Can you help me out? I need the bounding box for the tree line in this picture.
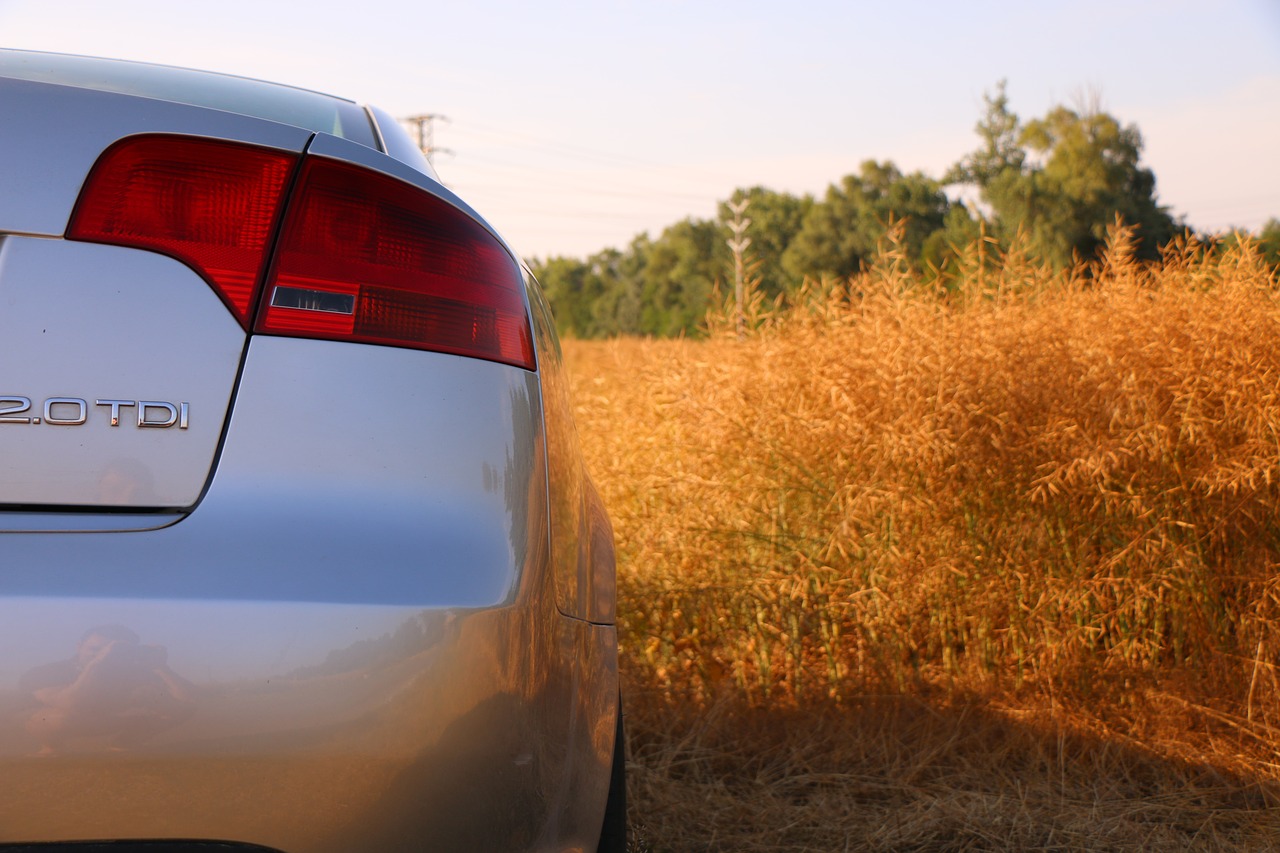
[529,82,1280,339]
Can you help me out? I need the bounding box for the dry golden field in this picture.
[564,226,1280,851]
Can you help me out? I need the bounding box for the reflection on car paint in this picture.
[22,624,196,755]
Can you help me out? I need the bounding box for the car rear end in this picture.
[0,50,618,852]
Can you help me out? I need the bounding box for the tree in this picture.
[636,218,725,336]
[717,187,813,300]
[588,241,648,336]
[536,221,727,338]
[1019,106,1178,264]
[1211,219,1280,270]
[921,203,983,282]
[949,84,1180,267]
[781,160,953,281]
[531,255,601,338]
[1259,218,1280,266]
[945,80,1024,190]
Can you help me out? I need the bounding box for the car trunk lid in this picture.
[0,77,314,512]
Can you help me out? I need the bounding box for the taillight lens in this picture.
[67,135,297,326]
[258,158,535,370]
[67,135,535,371]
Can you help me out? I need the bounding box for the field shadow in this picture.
[622,686,1280,852]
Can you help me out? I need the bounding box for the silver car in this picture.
[0,49,623,852]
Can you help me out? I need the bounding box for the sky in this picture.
[3,0,1278,260]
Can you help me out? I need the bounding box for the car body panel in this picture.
[0,76,313,238]
[0,338,617,849]
[526,271,616,625]
[0,48,619,852]
[0,238,244,509]
[0,603,617,851]
[0,339,542,606]
[0,49,377,149]
[365,104,439,182]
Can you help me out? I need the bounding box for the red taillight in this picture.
[258,158,535,370]
[67,135,297,326]
[67,135,535,371]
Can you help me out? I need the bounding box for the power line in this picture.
[450,175,715,205]
[447,119,754,189]
[454,120,674,171]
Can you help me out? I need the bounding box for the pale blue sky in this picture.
[3,0,1278,258]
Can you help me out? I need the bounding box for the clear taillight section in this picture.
[66,134,535,370]
[67,135,296,326]
[259,158,535,370]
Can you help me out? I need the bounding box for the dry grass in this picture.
[564,223,1280,850]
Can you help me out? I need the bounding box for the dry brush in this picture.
[565,225,1280,850]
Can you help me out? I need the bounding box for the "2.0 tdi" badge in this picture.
[0,397,189,428]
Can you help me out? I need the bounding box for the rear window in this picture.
[0,49,377,149]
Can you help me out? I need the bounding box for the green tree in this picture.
[540,221,726,339]
[1210,219,1280,270]
[945,80,1024,190]
[588,241,648,336]
[781,160,952,281]
[921,203,983,281]
[531,255,601,338]
[1259,218,1280,266]
[950,84,1180,267]
[1020,106,1177,264]
[717,187,813,300]
[636,217,725,336]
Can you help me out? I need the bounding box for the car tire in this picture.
[595,699,628,853]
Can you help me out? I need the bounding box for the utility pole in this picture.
[401,113,453,168]
[726,198,751,340]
